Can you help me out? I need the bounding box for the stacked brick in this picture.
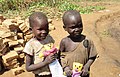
[0,14,55,75]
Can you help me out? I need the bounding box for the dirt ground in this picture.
[0,2,120,77]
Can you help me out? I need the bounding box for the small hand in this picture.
[44,53,56,64]
[64,67,72,76]
[81,66,89,76]
[54,52,58,59]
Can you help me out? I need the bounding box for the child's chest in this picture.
[65,41,84,52]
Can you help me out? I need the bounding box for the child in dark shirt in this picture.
[59,10,97,77]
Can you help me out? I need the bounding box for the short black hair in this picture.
[62,10,82,26]
[29,12,47,28]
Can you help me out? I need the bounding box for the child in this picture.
[23,12,57,77]
[59,10,97,77]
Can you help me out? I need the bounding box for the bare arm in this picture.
[58,38,66,64]
[84,57,96,68]
[58,38,72,76]
[26,53,55,72]
[81,39,97,76]
[81,57,96,76]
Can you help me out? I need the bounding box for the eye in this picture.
[75,65,76,67]
[78,23,83,28]
[37,28,42,31]
[71,26,75,29]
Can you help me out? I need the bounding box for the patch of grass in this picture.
[57,1,80,11]
[0,0,25,13]
[57,1,105,14]
[80,6,105,14]
[70,0,120,2]
[0,0,106,19]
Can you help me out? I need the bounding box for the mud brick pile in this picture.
[0,14,55,75]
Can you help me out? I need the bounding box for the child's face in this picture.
[64,16,83,38]
[32,18,49,41]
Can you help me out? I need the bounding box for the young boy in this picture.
[59,10,97,77]
[23,12,56,77]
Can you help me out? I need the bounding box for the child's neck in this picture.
[69,34,85,42]
[35,37,45,42]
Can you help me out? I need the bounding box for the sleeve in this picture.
[23,42,34,56]
[89,40,97,58]
[49,35,55,43]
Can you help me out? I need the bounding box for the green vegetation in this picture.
[0,0,106,19]
[0,0,25,11]
[57,1,105,14]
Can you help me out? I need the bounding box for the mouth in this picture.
[40,35,47,39]
[37,36,46,41]
[74,32,80,35]
[36,34,47,40]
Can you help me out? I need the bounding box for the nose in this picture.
[75,28,79,32]
[75,27,83,32]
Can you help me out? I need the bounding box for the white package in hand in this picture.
[49,59,66,77]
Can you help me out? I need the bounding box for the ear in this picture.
[29,27,32,31]
[29,27,33,33]
[63,25,67,31]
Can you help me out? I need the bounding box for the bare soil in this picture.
[0,2,120,77]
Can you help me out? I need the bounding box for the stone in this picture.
[8,41,19,47]
[12,67,25,75]
[2,50,18,63]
